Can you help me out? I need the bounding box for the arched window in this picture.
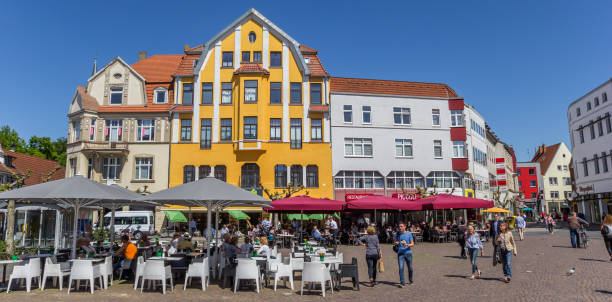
[241,163,260,189]
[214,165,226,181]
[386,171,424,188]
[199,165,211,179]
[306,165,318,188]
[153,87,168,104]
[290,165,303,186]
[274,165,287,188]
[183,165,195,183]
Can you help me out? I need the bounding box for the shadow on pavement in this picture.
[578,258,608,263]
[595,290,612,295]
[551,245,573,248]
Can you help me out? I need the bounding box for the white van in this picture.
[102,211,155,240]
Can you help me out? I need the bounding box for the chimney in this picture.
[138,51,147,61]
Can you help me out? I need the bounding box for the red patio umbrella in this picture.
[346,195,422,211]
[421,194,493,210]
[267,195,345,212]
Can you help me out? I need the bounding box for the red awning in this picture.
[267,195,345,212]
[346,195,422,211]
[421,194,493,210]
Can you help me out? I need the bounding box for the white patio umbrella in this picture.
[0,176,155,258]
[137,177,270,257]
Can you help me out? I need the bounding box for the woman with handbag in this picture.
[359,225,381,287]
[465,225,483,280]
[601,213,612,261]
[496,223,517,283]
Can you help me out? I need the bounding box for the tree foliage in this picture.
[0,125,66,166]
[263,183,309,201]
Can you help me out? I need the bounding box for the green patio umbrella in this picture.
[308,214,325,220]
[228,210,250,220]
[165,210,187,222]
[286,213,309,221]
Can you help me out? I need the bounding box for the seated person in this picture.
[167,233,181,255]
[220,224,230,236]
[312,225,327,245]
[350,223,358,235]
[136,233,150,247]
[225,236,240,260]
[291,219,299,229]
[113,235,137,273]
[177,233,193,251]
[240,237,253,254]
[77,237,96,255]
[256,237,270,257]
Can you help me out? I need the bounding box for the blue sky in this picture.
[1,0,611,161]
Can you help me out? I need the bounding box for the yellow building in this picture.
[168,9,332,199]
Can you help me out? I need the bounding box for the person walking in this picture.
[465,225,483,280]
[328,216,339,245]
[496,223,517,283]
[515,212,526,240]
[394,222,414,288]
[601,213,612,261]
[567,212,589,248]
[359,225,381,287]
[489,214,502,265]
[189,218,197,236]
[546,215,555,234]
[457,220,467,259]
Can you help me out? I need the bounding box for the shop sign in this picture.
[345,193,373,202]
[578,185,594,193]
[392,192,421,201]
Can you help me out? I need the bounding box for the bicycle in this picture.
[579,225,589,248]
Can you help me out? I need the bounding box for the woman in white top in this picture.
[256,236,270,257]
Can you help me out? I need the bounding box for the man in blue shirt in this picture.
[489,214,502,265]
[394,222,414,287]
[515,212,526,241]
[312,225,327,245]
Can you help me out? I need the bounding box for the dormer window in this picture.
[110,87,123,105]
[304,58,310,64]
[248,31,256,43]
[153,87,168,104]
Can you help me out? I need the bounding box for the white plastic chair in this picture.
[99,256,113,289]
[233,260,260,293]
[140,260,173,294]
[301,262,333,297]
[271,257,294,291]
[7,258,41,293]
[208,250,218,279]
[183,258,209,291]
[271,245,278,258]
[41,257,70,291]
[291,254,304,278]
[133,256,145,290]
[67,260,103,294]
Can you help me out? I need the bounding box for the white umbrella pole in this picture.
[215,205,219,240]
[71,204,80,259]
[110,206,116,244]
[206,202,212,258]
[54,210,61,254]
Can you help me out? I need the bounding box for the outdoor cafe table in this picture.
[0,260,23,290]
[69,258,104,263]
[147,256,183,262]
[277,234,294,248]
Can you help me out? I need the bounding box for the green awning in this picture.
[286,213,309,221]
[165,210,187,222]
[228,210,250,220]
[333,213,341,219]
[308,214,325,220]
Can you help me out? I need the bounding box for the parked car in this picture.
[102,211,155,240]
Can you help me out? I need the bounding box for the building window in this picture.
[563,177,572,185]
[603,92,608,102]
[590,123,595,139]
[433,140,442,158]
[219,82,232,104]
[595,97,600,106]
[241,51,250,62]
[248,32,256,43]
[579,128,584,143]
[270,82,281,104]
[310,83,321,104]
[606,116,612,133]
[473,147,486,165]
[598,120,604,136]
[270,118,281,141]
[182,83,193,105]
[362,106,371,124]
[180,119,192,141]
[529,180,536,187]
[395,139,413,157]
[87,157,93,179]
[393,107,411,125]
[452,141,466,158]
[102,157,121,180]
[557,165,562,171]
[72,120,81,142]
[290,82,302,104]
[137,120,155,141]
[290,118,302,149]
[426,171,461,188]
[518,181,522,188]
[602,152,609,173]
[241,163,260,189]
[334,171,384,189]
[201,82,213,104]
[587,102,592,110]
[220,119,232,141]
[104,120,123,142]
[594,154,600,174]
[517,169,521,176]
[243,117,258,140]
[386,171,424,188]
[270,52,282,67]
[110,87,123,105]
[343,105,352,123]
[222,52,233,67]
[199,165,211,179]
[214,165,226,181]
[344,138,373,157]
[274,165,287,188]
[135,158,153,180]
[582,157,588,177]
[200,119,212,149]
[153,88,167,104]
[528,168,535,175]
[244,80,258,102]
[550,191,559,199]
[450,110,464,127]
[576,107,581,116]
[311,119,322,141]
[432,109,440,126]
[549,177,558,185]
[306,165,319,188]
[289,165,304,186]
[89,119,96,141]
[253,51,262,63]
[183,165,195,183]
[69,158,77,177]
[563,165,568,171]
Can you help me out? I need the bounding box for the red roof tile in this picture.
[97,105,174,113]
[131,55,183,83]
[76,86,99,111]
[144,83,175,106]
[234,63,270,75]
[304,54,328,77]
[174,54,200,76]
[531,143,561,175]
[185,44,204,55]
[299,45,318,54]
[171,105,193,113]
[330,77,458,98]
[2,149,65,185]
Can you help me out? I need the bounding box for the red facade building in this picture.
[516,162,542,206]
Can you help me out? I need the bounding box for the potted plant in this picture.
[93,228,110,244]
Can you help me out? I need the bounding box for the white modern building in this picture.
[465,104,491,199]
[567,78,612,222]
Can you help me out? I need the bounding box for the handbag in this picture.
[392,234,399,253]
[378,254,385,272]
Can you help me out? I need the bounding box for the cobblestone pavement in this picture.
[2,228,610,302]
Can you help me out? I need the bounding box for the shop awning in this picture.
[285,213,310,221]
[267,195,345,212]
[308,214,325,220]
[482,207,510,213]
[421,194,494,210]
[345,195,421,211]
[165,210,188,222]
[160,204,263,212]
[228,210,250,220]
